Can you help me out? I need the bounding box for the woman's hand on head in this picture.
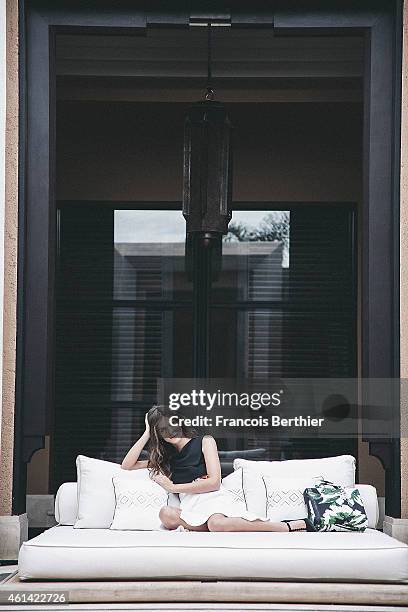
[152,471,175,493]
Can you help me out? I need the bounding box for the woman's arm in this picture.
[121,414,150,470]
[152,435,222,494]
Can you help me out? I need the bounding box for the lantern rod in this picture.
[205,22,215,101]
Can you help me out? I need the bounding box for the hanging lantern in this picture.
[182,24,233,237]
[183,99,233,235]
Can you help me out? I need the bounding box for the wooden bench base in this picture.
[1,573,408,606]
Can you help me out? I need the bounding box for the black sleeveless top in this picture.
[166,436,207,484]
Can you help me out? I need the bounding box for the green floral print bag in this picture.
[303,478,368,532]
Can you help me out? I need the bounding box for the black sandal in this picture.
[282,518,317,532]
[282,519,306,532]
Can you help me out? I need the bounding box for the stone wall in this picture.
[0,0,18,517]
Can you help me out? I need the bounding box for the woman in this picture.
[121,405,315,532]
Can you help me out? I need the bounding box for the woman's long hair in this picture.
[146,405,197,477]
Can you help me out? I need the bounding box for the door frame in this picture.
[13,1,402,516]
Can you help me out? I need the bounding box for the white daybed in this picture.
[17,481,408,584]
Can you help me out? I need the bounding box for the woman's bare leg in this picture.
[159,506,209,532]
[207,513,306,532]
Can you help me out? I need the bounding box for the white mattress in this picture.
[18,526,408,583]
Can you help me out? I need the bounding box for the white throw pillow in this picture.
[109,476,169,530]
[74,454,151,528]
[262,475,321,521]
[234,454,356,487]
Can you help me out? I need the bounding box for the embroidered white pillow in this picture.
[110,476,169,530]
[74,454,152,528]
[262,475,320,521]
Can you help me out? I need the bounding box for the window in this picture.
[53,202,356,489]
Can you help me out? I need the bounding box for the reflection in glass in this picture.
[114,210,188,301]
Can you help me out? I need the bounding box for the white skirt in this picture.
[178,487,269,527]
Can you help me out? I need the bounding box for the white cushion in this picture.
[55,482,78,525]
[110,476,169,530]
[74,454,152,528]
[18,525,408,582]
[234,454,356,487]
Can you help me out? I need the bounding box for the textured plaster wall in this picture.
[0,0,18,516]
[401,2,408,520]
[0,0,6,450]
